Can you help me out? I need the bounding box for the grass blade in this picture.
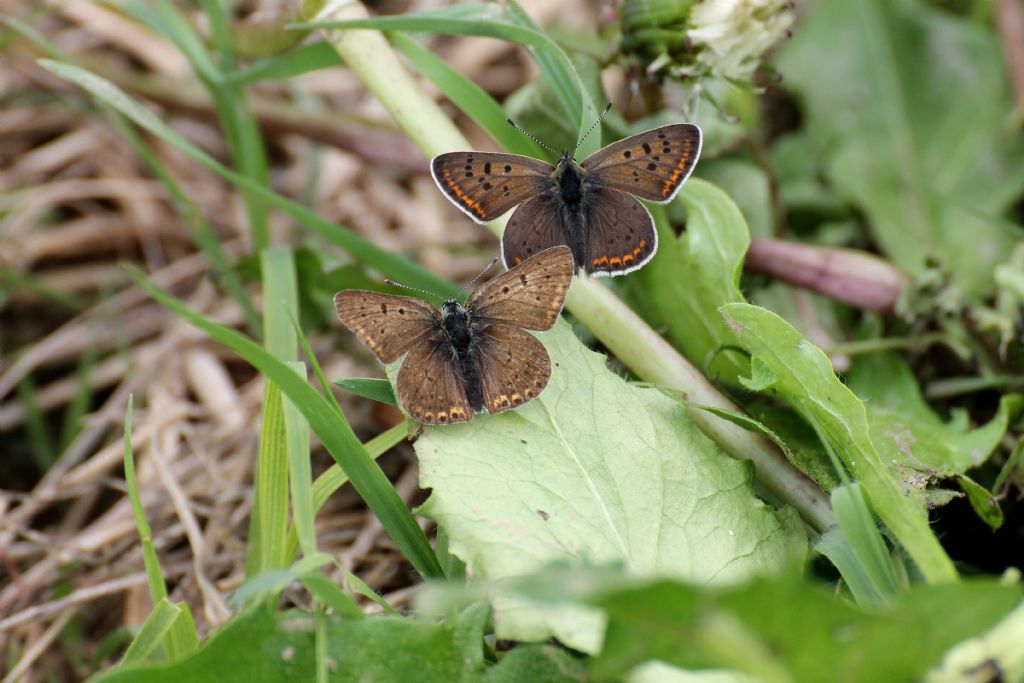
[123,396,167,605]
[284,359,316,559]
[120,598,181,664]
[225,42,343,86]
[389,33,543,157]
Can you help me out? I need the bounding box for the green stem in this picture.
[316,2,833,533]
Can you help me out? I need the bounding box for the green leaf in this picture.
[232,554,334,606]
[847,353,1022,482]
[415,323,807,652]
[126,267,443,579]
[819,483,902,606]
[331,377,397,406]
[720,303,957,583]
[225,42,343,86]
[637,179,751,386]
[697,160,773,238]
[94,602,585,683]
[120,599,183,664]
[955,475,1004,531]
[389,33,543,158]
[777,0,1024,296]
[299,574,364,619]
[590,574,1020,683]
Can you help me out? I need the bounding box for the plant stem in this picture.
[317,1,834,533]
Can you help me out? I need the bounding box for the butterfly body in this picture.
[432,123,702,277]
[439,299,485,412]
[335,246,574,425]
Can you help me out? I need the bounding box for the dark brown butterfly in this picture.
[431,122,702,276]
[335,246,574,425]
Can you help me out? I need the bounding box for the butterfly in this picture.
[431,122,702,276]
[335,245,574,425]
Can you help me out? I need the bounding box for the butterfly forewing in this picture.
[431,152,553,223]
[473,324,552,415]
[583,188,657,276]
[396,338,473,424]
[467,245,573,330]
[582,123,702,203]
[334,291,439,363]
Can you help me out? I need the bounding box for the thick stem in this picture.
[318,1,834,532]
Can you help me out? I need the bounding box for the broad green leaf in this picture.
[847,353,1021,482]
[590,574,1020,683]
[927,600,1024,682]
[696,160,773,238]
[93,603,584,683]
[719,303,957,583]
[415,323,806,652]
[638,178,751,386]
[777,0,1024,296]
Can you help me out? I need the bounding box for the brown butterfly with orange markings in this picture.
[431,117,701,276]
[335,246,574,425]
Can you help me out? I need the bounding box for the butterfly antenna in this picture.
[506,117,557,156]
[461,257,499,291]
[571,101,613,157]
[384,279,445,301]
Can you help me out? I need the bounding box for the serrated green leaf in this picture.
[848,353,1021,520]
[777,0,1024,296]
[720,303,957,583]
[414,323,806,652]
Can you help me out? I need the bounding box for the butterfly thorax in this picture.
[554,154,585,205]
[440,300,484,411]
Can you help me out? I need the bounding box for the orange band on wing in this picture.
[442,169,487,218]
[660,142,695,198]
[591,239,648,270]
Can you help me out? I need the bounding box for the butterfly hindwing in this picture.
[467,245,573,330]
[500,196,575,271]
[396,338,473,424]
[472,324,552,415]
[431,152,553,223]
[582,123,702,203]
[334,291,439,363]
[584,188,657,276]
